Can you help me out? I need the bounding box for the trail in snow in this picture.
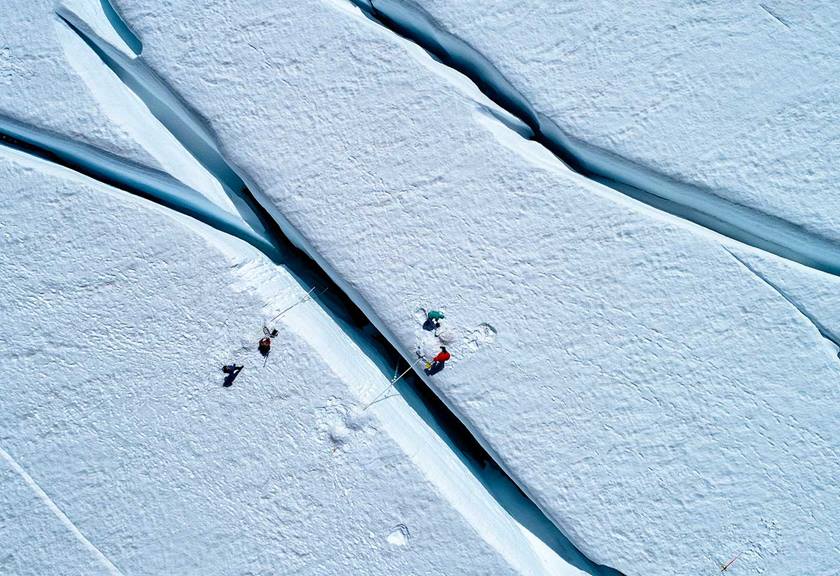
[347,0,840,278]
[0,7,624,575]
[0,446,124,576]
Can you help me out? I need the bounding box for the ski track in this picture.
[346,0,840,279]
[0,446,124,576]
[0,6,625,575]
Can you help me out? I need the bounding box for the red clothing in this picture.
[432,351,451,363]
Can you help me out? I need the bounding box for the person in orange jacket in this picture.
[424,346,450,376]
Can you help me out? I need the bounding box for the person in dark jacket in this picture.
[424,346,450,376]
[222,364,243,387]
[423,310,445,331]
[258,337,271,356]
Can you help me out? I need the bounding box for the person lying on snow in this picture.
[424,346,450,376]
[222,364,243,387]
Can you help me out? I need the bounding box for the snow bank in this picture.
[117,0,840,574]
[1,0,153,166]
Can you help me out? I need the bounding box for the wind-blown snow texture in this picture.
[413,0,840,247]
[115,0,840,574]
[3,0,839,574]
[0,0,151,164]
[1,1,596,573]
[0,156,520,575]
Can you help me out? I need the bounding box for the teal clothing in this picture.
[427,310,445,320]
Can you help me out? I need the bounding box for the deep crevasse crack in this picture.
[99,0,142,55]
[0,6,626,575]
[350,0,840,278]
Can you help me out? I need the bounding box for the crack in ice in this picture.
[0,115,282,262]
[99,0,143,54]
[0,6,624,575]
[347,0,840,279]
[727,250,840,355]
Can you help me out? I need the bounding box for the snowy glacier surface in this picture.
[415,0,840,244]
[0,154,527,575]
[1,0,838,575]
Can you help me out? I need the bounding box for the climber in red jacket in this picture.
[425,346,450,376]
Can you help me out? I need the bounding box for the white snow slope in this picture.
[0,1,609,574]
[0,0,151,166]
[414,0,840,246]
[3,0,839,574]
[110,0,840,575]
[0,147,524,575]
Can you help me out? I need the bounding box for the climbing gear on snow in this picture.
[721,550,746,572]
[363,357,424,410]
[268,286,328,324]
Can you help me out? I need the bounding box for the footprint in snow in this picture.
[387,523,410,546]
[463,323,497,352]
[321,404,374,454]
[413,307,428,325]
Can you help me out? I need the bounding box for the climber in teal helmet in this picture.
[423,309,445,331]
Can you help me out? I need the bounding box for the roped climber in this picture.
[423,309,445,331]
[258,336,272,356]
[424,346,450,376]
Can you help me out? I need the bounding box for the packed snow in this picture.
[1,0,838,575]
